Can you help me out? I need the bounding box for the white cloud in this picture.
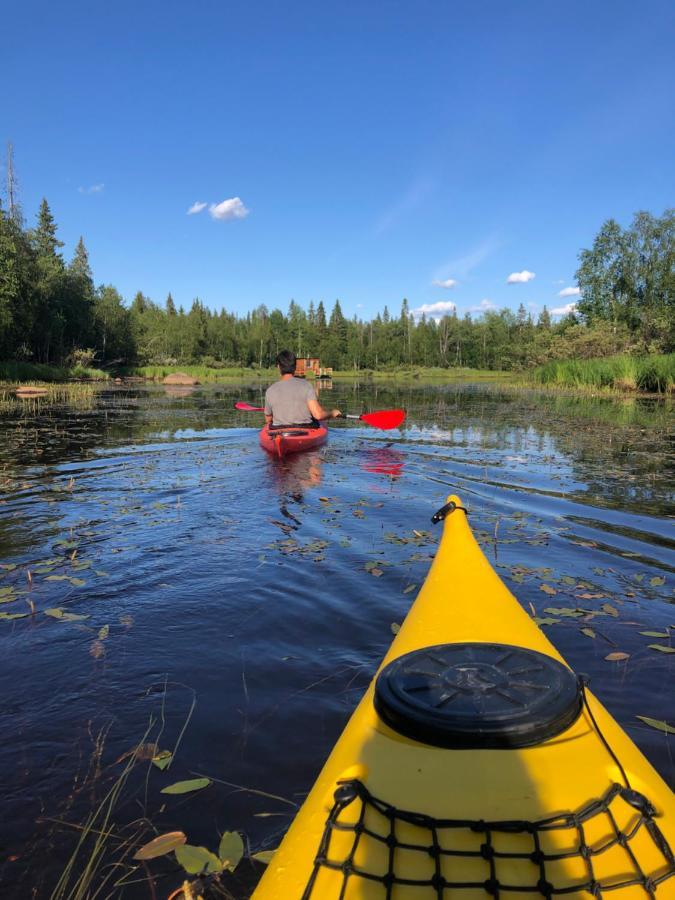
[209,197,250,221]
[78,183,104,194]
[187,201,208,215]
[507,270,536,284]
[432,278,458,289]
[412,300,456,320]
[468,298,496,312]
[558,286,580,298]
[551,302,577,316]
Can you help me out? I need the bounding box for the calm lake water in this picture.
[0,380,673,898]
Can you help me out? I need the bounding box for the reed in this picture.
[533,354,675,394]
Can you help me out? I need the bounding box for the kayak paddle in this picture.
[234,402,264,411]
[340,409,405,430]
[234,402,405,430]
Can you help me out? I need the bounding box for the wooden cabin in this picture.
[294,357,321,377]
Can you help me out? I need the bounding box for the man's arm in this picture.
[307,396,341,421]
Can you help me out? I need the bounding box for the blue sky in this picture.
[5,0,674,320]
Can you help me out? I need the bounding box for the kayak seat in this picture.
[374,643,583,749]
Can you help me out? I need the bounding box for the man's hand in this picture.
[330,408,342,418]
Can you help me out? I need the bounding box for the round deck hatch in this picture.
[374,643,582,749]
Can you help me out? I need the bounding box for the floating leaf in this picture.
[0,564,17,571]
[403,584,417,595]
[639,631,670,638]
[98,624,109,640]
[175,844,222,875]
[648,644,675,654]
[539,584,557,595]
[152,750,173,770]
[133,831,187,860]
[94,570,109,577]
[636,716,675,735]
[561,576,576,585]
[252,849,276,865]
[45,608,89,622]
[45,575,69,582]
[390,622,401,634]
[369,568,383,577]
[69,577,86,587]
[581,628,596,639]
[544,607,583,618]
[577,592,605,600]
[649,576,666,587]
[604,652,630,662]
[0,611,28,621]
[161,777,211,795]
[601,603,619,618]
[218,831,244,871]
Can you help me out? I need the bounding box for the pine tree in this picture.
[33,198,64,259]
[166,293,176,316]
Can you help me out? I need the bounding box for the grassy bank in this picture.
[126,364,510,382]
[0,361,109,383]
[533,354,675,394]
[123,364,276,381]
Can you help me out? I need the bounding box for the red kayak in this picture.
[258,424,328,458]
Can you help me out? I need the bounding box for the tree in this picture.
[31,199,66,361]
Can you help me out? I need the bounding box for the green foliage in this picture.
[534,354,675,394]
[576,209,674,349]
[1,197,671,378]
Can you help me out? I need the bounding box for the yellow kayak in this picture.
[253,496,675,899]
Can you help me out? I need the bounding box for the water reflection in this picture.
[360,444,406,478]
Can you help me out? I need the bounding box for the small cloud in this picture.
[412,300,456,320]
[468,298,496,312]
[551,302,577,316]
[432,278,458,289]
[558,286,580,298]
[78,183,104,194]
[187,201,208,215]
[527,301,538,309]
[507,270,536,284]
[209,197,249,221]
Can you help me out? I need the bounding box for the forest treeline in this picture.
[1,198,672,373]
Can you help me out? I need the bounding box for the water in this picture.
[0,380,673,898]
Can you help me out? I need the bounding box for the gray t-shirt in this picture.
[264,377,317,426]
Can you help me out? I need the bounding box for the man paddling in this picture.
[265,350,341,427]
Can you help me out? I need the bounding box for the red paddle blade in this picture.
[360,409,406,430]
[235,402,264,411]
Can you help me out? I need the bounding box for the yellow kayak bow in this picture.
[253,496,675,899]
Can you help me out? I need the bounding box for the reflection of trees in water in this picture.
[349,382,671,512]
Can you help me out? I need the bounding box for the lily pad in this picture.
[252,849,276,864]
[175,844,222,875]
[601,603,619,618]
[45,608,90,622]
[161,777,211,795]
[648,644,675,654]
[580,627,596,639]
[639,631,670,638]
[649,576,666,587]
[534,617,561,626]
[604,652,630,662]
[539,584,557,595]
[0,611,28,621]
[98,624,109,640]
[218,831,244,871]
[133,831,187,860]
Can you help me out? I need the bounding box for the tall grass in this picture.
[533,354,675,394]
[0,361,108,383]
[125,364,275,381]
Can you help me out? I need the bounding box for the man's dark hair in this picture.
[276,349,296,375]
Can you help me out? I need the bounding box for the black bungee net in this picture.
[300,502,675,898]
